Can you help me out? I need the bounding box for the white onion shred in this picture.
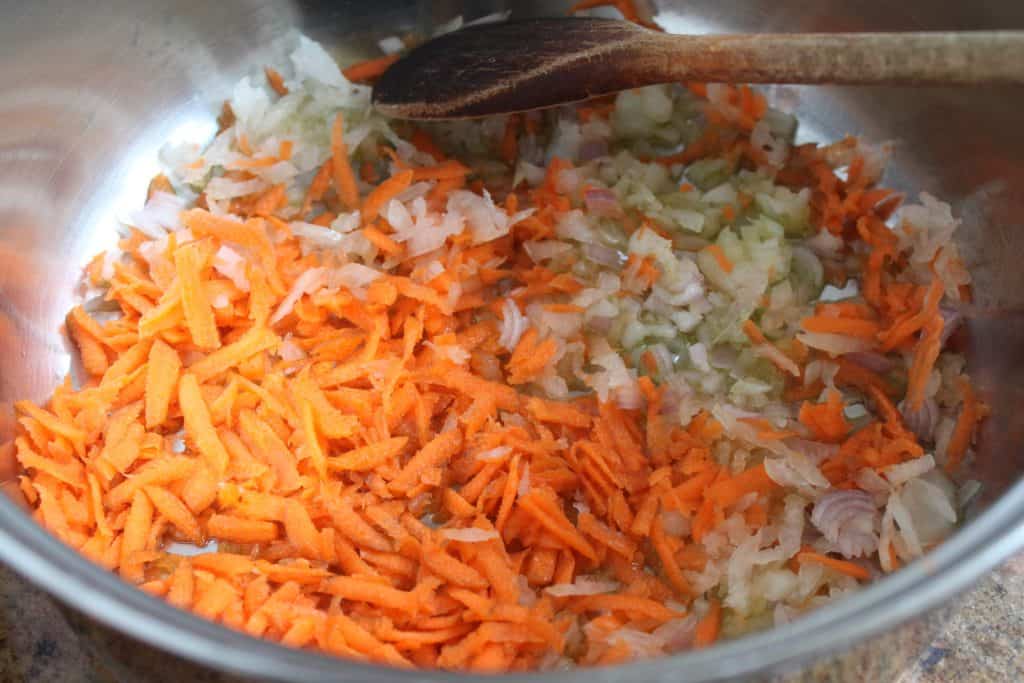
[881,454,935,486]
[291,221,343,248]
[212,245,251,292]
[279,339,306,362]
[441,528,499,543]
[545,576,620,597]
[270,267,327,324]
[499,298,530,352]
[476,446,511,462]
[797,331,873,356]
[753,343,800,377]
[327,263,382,299]
[517,462,531,497]
[129,192,186,237]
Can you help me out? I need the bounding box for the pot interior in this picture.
[0,0,1023,680]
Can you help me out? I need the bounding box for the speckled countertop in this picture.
[0,555,1019,682]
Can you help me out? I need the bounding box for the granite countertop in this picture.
[0,555,1020,682]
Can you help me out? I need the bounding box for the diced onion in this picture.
[546,577,619,597]
[441,528,499,543]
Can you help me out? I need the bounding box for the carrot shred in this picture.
[174,242,221,350]
[802,316,881,339]
[362,170,414,223]
[119,489,153,583]
[67,309,109,377]
[178,374,230,476]
[331,113,360,210]
[945,377,979,473]
[144,486,202,544]
[264,66,288,96]
[328,437,408,472]
[390,430,462,494]
[207,513,279,544]
[342,54,400,83]
[798,390,852,443]
[188,326,279,383]
[796,550,871,580]
[905,314,943,411]
[694,598,721,647]
[144,340,182,429]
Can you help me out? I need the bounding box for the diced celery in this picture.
[685,158,733,190]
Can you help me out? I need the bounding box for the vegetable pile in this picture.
[4,5,985,672]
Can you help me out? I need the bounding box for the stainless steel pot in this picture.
[1,1,1023,681]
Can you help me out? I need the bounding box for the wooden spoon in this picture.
[372,17,1024,119]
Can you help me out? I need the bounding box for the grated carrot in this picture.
[264,66,288,96]
[207,514,279,544]
[174,242,221,350]
[363,225,404,255]
[798,389,852,443]
[694,598,721,647]
[331,113,360,210]
[945,377,979,473]
[144,486,202,544]
[342,54,400,83]
[328,437,408,472]
[362,170,413,223]
[144,340,182,429]
[67,309,109,377]
[188,326,279,383]
[796,550,871,580]
[178,374,230,476]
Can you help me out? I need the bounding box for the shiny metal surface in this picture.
[0,1,1022,681]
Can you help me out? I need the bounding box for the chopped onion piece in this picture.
[546,576,620,597]
[441,528,499,543]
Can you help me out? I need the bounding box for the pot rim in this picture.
[0,477,1021,682]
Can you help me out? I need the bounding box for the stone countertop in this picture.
[0,557,1020,682]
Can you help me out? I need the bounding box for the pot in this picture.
[0,1,1023,680]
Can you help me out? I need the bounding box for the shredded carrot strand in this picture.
[694,598,721,648]
[264,66,288,96]
[796,550,871,580]
[342,54,400,83]
[331,113,360,210]
[362,170,414,222]
[945,378,979,473]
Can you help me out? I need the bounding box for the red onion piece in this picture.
[579,139,610,162]
[581,242,626,267]
[708,344,739,370]
[844,351,895,374]
[810,489,880,559]
[939,305,964,347]
[786,438,840,464]
[652,616,698,652]
[899,397,939,442]
[587,315,614,334]
[583,187,623,218]
[614,382,643,410]
[648,344,675,377]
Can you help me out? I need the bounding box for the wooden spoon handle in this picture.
[644,31,1024,85]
